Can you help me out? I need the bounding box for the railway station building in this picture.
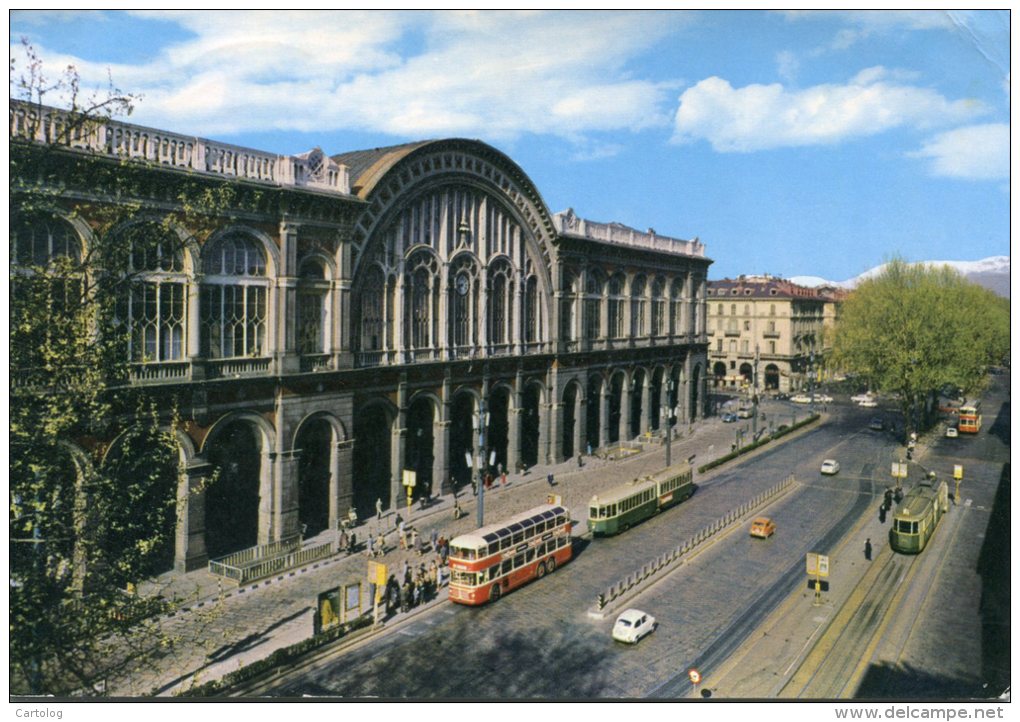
[10,101,712,574]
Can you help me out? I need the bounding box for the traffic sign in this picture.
[806,553,830,577]
[402,469,417,488]
[953,465,964,480]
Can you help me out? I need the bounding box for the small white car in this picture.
[815,394,834,404]
[737,407,753,418]
[612,609,657,644]
[857,398,878,408]
[946,427,959,438]
[790,394,812,404]
[851,393,875,404]
[820,459,840,475]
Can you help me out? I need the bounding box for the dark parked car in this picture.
[868,417,884,431]
[721,412,738,423]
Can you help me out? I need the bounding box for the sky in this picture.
[9,9,1011,281]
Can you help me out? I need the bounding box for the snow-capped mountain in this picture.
[790,256,1010,298]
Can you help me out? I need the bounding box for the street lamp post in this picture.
[752,344,760,440]
[474,398,489,528]
[808,350,816,416]
[663,379,679,467]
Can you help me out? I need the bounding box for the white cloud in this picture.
[11,10,688,143]
[671,67,989,152]
[908,123,1009,180]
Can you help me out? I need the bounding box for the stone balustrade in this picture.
[9,100,350,195]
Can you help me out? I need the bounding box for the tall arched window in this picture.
[200,232,268,359]
[608,274,625,338]
[359,265,386,351]
[670,277,684,335]
[583,270,603,340]
[404,250,437,350]
[120,223,187,363]
[650,277,666,337]
[297,257,329,356]
[524,275,538,344]
[631,275,647,338]
[449,255,477,351]
[488,260,513,347]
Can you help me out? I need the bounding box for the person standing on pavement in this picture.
[376,497,383,521]
[547,472,555,487]
[430,527,438,552]
[865,538,872,561]
[577,453,583,468]
[376,531,385,556]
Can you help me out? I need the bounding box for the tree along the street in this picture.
[10,43,238,695]
[830,258,1009,438]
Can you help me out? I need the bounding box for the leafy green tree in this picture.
[9,42,233,695]
[831,257,1009,438]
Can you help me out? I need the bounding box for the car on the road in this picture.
[946,427,959,438]
[818,394,834,404]
[851,392,875,404]
[749,517,776,539]
[721,412,737,423]
[857,398,878,408]
[790,394,812,404]
[820,459,840,475]
[612,609,657,644]
[868,417,885,431]
[737,407,753,418]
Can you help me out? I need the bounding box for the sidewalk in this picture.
[116,399,807,697]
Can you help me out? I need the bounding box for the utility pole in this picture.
[752,344,760,439]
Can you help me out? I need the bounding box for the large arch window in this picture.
[608,274,625,338]
[200,232,268,359]
[11,216,83,315]
[449,255,477,350]
[119,223,187,363]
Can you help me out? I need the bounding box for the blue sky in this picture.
[10,10,1010,281]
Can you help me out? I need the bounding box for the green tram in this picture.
[587,462,694,536]
[889,478,950,554]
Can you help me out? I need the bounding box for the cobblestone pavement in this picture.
[113,398,805,696]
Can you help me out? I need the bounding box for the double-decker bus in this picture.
[587,462,694,536]
[958,401,982,434]
[448,502,572,605]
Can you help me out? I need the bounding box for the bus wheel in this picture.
[546,557,556,574]
[536,561,546,578]
[491,584,502,602]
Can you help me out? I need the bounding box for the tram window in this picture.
[500,537,511,550]
[487,542,498,556]
[610,504,617,516]
[501,560,512,575]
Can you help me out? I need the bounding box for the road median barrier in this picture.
[588,475,797,620]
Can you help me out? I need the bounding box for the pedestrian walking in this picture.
[430,527,438,552]
[412,528,422,555]
[339,530,348,552]
[547,472,555,487]
[375,531,386,556]
[399,519,407,549]
[347,531,357,554]
[577,453,583,468]
[864,538,873,561]
[376,497,383,521]
[429,559,438,590]
[366,534,375,557]
[403,558,410,581]
[586,441,592,457]
[453,498,464,519]
[401,582,411,613]
[394,512,403,532]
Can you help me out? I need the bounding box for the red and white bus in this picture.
[958,402,982,434]
[448,503,573,605]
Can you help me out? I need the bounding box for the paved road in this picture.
[255,405,896,698]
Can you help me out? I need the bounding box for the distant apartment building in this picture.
[707,276,846,394]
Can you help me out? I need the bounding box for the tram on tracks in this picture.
[587,462,694,536]
[889,477,950,554]
[448,502,572,605]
